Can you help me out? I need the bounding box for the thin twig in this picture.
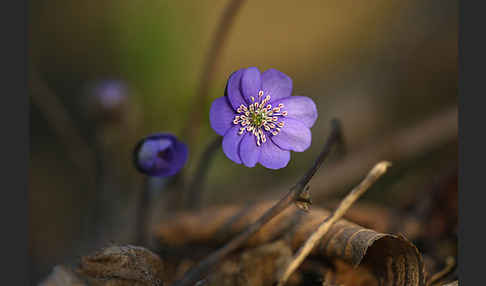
[275,161,392,286]
[182,0,247,144]
[255,107,457,204]
[311,107,457,202]
[427,256,456,286]
[186,136,222,210]
[135,178,151,246]
[171,119,343,286]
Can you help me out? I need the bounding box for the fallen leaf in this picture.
[204,240,295,286]
[153,202,425,286]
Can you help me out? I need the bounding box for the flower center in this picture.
[157,148,172,161]
[251,112,265,127]
[232,90,288,146]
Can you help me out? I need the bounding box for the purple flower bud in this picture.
[133,133,188,177]
[209,67,318,170]
[83,80,131,122]
[92,80,128,110]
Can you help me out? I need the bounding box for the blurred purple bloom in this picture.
[209,67,318,169]
[92,80,128,110]
[133,133,188,177]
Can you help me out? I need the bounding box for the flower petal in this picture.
[272,96,318,128]
[262,69,293,102]
[258,139,290,169]
[222,126,245,164]
[271,118,311,152]
[241,67,262,103]
[210,96,237,136]
[136,139,159,171]
[226,69,246,110]
[170,139,189,174]
[239,133,261,167]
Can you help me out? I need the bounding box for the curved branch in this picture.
[171,119,343,286]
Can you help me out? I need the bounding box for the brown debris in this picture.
[154,202,425,286]
[203,240,294,286]
[77,245,165,286]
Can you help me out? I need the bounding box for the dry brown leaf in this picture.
[153,202,425,286]
[203,240,295,286]
[77,244,165,286]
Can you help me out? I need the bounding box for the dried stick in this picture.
[276,161,392,286]
[171,119,344,286]
[311,107,457,202]
[255,107,457,204]
[182,0,247,144]
[186,136,222,210]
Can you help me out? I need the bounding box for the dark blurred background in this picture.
[29,0,457,284]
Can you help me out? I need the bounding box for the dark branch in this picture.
[296,119,343,189]
[182,0,247,144]
[171,119,344,286]
[186,136,223,210]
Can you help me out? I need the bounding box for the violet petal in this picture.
[239,133,261,167]
[210,96,237,136]
[271,118,312,152]
[258,139,291,169]
[171,139,189,174]
[262,69,293,102]
[222,126,245,164]
[272,96,318,128]
[241,67,262,103]
[226,69,246,110]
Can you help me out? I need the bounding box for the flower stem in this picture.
[182,0,247,145]
[29,67,97,191]
[171,119,344,286]
[135,177,170,245]
[135,177,151,245]
[185,136,222,210]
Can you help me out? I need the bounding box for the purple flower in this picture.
[209,67,318,169]
[133,133,188,177]
[92,80,128,110]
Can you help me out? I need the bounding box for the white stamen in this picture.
[230,92,288,146]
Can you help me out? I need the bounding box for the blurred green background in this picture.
[29,0,457,284]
